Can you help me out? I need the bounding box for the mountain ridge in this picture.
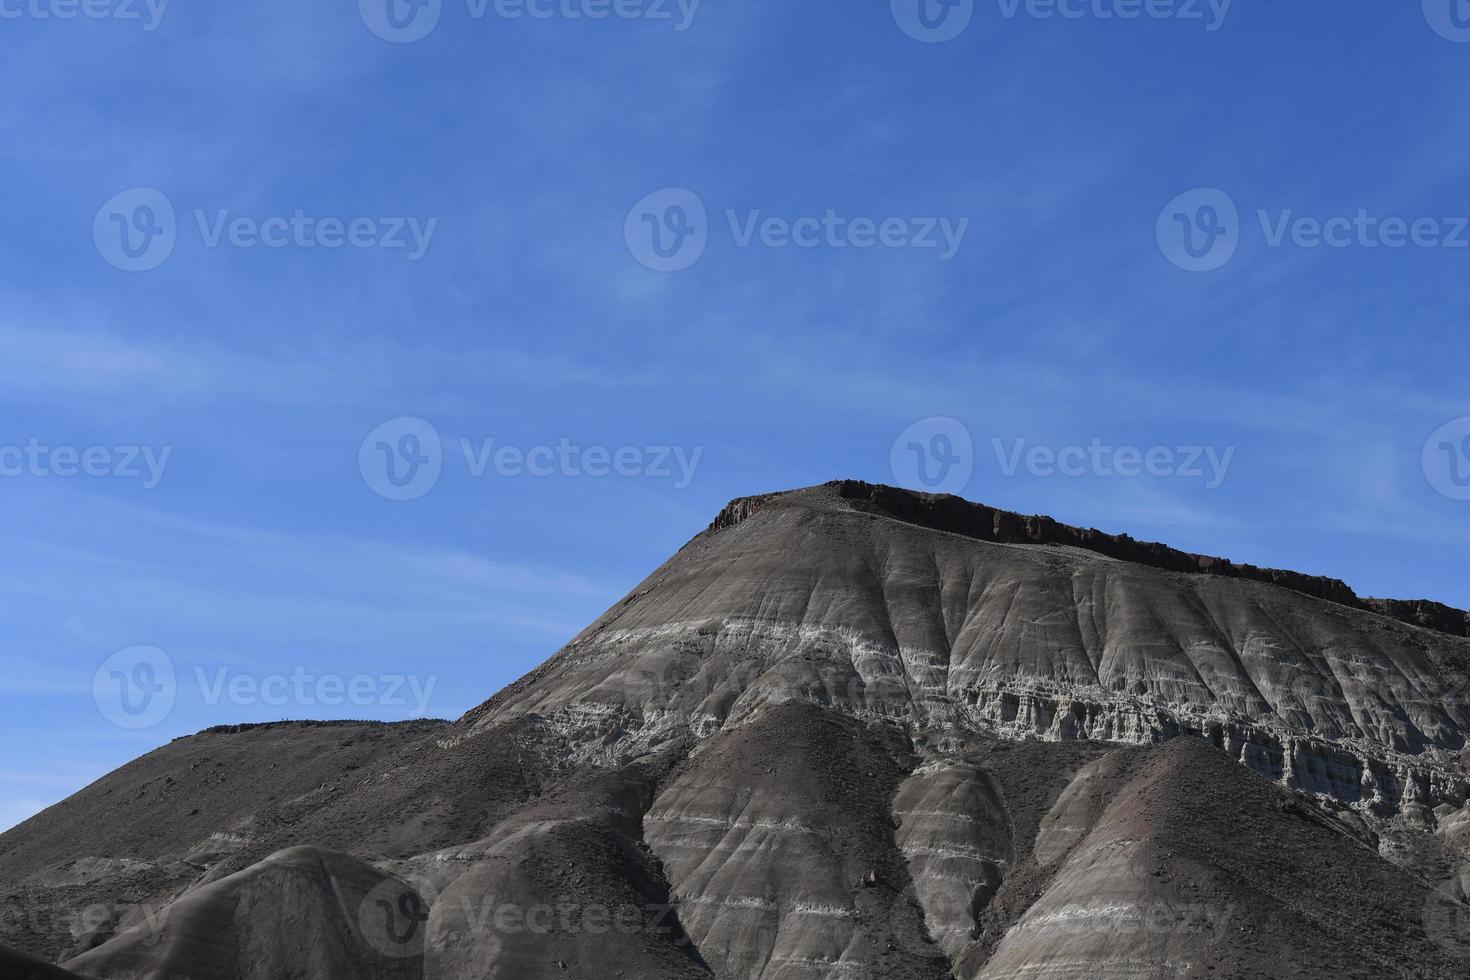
[6,482,1470,978]
[464,479,1470,828]
[710,480,1470,638]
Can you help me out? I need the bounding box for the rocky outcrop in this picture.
[1365,598,1470,640]
[955,685,1470,815]
[709,481,1470,639]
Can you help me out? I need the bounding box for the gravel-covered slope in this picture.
[0,718,548,964]
[0,721,445,963]
[65,846,424,980]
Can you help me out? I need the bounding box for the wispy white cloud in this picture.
[0,318,388,404]
[0,313,674,418]
[15,498,609,617]
[0,487,624,703]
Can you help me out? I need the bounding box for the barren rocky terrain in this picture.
[4,482,1470,978]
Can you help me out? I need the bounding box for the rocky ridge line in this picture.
[710,480,1470,638]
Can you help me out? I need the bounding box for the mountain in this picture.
[3,481,1469,979]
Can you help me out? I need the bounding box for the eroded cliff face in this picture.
[891,763,1011,963]
[642,708,944,979]
[469,483,1470,823]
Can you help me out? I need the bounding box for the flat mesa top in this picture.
[706,480,1470,639]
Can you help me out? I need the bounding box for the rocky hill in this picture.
[3,482,1469,978]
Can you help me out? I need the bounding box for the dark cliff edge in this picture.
[709,480,1470,640]
[165,719,450,743]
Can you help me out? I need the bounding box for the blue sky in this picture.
[2,0,1469,831]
